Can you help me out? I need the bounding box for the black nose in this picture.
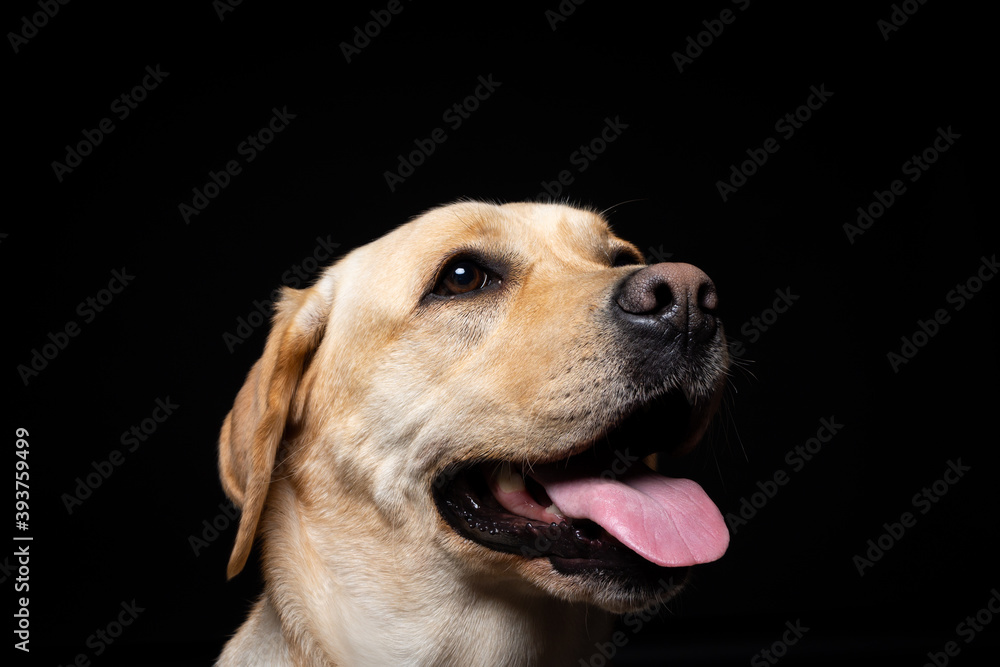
[615,262,719,347]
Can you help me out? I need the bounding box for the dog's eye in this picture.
[433,259,492,296]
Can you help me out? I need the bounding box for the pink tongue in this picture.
[532,465,729,567]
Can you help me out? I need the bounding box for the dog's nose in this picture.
[615,263,719,346]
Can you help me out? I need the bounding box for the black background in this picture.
[6,1,996,665]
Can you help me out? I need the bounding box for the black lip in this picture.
[434,460,687,581]
[431,390,701,577]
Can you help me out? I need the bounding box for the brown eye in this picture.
[434,260,491,296]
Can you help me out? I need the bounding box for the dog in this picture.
[215,201,730,666]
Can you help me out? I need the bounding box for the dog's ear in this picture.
[218,276,335,579]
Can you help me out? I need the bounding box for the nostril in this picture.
[652,282,674,315]
[697,282,718,313]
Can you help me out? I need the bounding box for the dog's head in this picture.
[219,201,729,614]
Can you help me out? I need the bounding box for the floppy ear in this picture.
[218,278,334,579]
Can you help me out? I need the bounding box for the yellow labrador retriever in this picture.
[216,201,729,666]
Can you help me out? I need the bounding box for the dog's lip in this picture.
[434,459,646,569]
[431,389,726,571]
[526,388,708,465]
[526,460,729,567]
[432,388,702,495]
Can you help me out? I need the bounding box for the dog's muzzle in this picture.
[433,261,729,582]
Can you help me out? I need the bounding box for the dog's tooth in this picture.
[495,463,526,493]
[546,503,565,518]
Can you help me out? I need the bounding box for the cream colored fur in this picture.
[216,201,716,666]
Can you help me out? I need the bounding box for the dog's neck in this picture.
[228,584,613,666]
[220,484,614,666]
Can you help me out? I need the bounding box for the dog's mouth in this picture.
[432,390,729,580]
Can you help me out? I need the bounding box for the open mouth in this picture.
[432,390,729,580]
